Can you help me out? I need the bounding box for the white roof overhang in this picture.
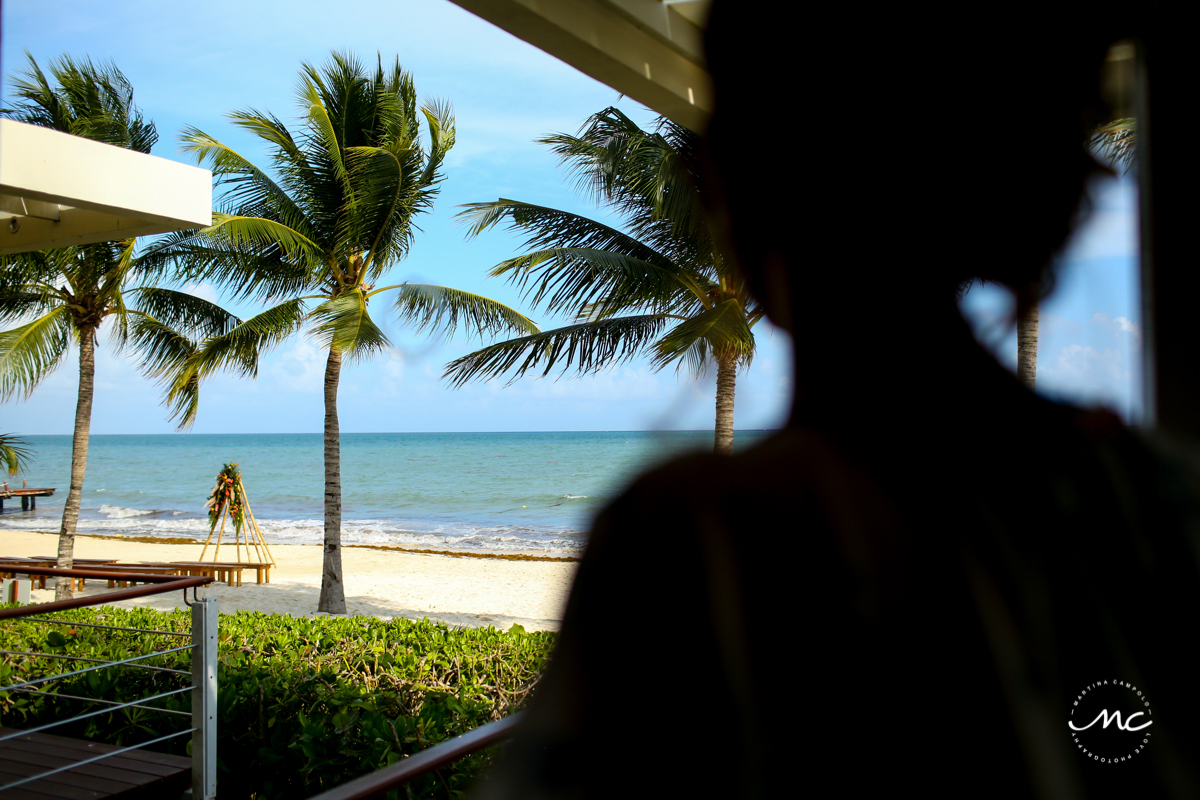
[448,0,712,132]
[0,119,212,256]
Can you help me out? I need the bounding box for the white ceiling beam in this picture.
[447,0,712,132]
[0,119,212,255]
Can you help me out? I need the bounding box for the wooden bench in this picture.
[65,565,185,589]
[29,558,120,591]
[0,558,54,590]
[0,727,190,799]
[139,563,245,588]
[171,561,271,585]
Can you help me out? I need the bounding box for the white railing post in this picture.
[191,596,218,799]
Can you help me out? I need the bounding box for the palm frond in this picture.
[539,106,646,204]
[0,307,72,400]
[391,283,539,341]
[370,56,416,146]
[539,106,709,249]
[95,239,137,302]
[651,298,755,376]
[419,99,455,186]
[2,51,157,152]
[345,143,424,273]
[443,314,669,387]
[451,108,753,407]
[125,312,202,427]
[455,199,707,308]
[226,110,307,167]
[311,290,389,360]
[129,288,241,338]
[0,253,64,322]
[203,213,323,257]
[195,213,325,274]
[298,73,353,198]
[0,250,67,292]
[495,247,708,318]
[0,433,34,476]
[456,201,672,265]
[180,298,308,382]
[135,229,316,301]
[1089,118,1136,173]
[0,288,59,324]
[179,126,317,241]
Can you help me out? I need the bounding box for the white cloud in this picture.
[1053,344,1125,382]
[261,339,325,394]
[1092,312,1141,339]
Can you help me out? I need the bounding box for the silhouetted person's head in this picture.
[703,5,1121,383]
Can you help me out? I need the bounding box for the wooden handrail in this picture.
[0,566,212,620]
[307,713,524,800]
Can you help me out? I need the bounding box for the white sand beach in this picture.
[1,531,578,632]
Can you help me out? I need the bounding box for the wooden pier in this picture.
[0,487,55,512]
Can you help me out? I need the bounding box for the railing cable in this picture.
[0,685,194,742]
[0,727,197,793]
[0,643,194,691]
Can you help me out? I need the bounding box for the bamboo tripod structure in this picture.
[199,478,276,566]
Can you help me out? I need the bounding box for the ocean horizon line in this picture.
[3,430,776,554]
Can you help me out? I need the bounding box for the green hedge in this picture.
[0,605,554,799]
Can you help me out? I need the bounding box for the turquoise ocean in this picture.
[2,432,770,556]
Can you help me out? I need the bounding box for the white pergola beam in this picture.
[448,0,712,132]
[0,119,212,255]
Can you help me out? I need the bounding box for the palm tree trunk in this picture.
[1016,303,1039,390]
[714,354,737,456]
[55,328,96,599]
[318,346,347,614]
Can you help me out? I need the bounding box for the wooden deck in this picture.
[0,488,55,512]
[0,727,190,799]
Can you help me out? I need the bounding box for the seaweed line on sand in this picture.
[6,530,581,562]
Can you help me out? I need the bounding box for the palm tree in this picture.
[1022,120,1136,389]
[446,107,761,455]
[969,119,1136,391]
[159,52,537,613]
[0,54,228,599]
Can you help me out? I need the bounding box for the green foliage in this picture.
[207,463,247,534]
[0,606,553,799]
[3,50,157,152]
[0,433,33,475]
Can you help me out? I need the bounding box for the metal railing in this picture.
[307,712,524,800]
[0,566,216,799]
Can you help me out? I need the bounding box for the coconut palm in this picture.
[446,107,761,455]
[157,52,537,613]
[1021,120,1137,388]
[0,54,230,598]
[965,119,1137,390]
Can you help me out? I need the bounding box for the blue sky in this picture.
[1,0,1139,434]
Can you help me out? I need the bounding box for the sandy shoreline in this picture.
[1,530,578,631]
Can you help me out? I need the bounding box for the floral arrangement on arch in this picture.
[206,462,246,534]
